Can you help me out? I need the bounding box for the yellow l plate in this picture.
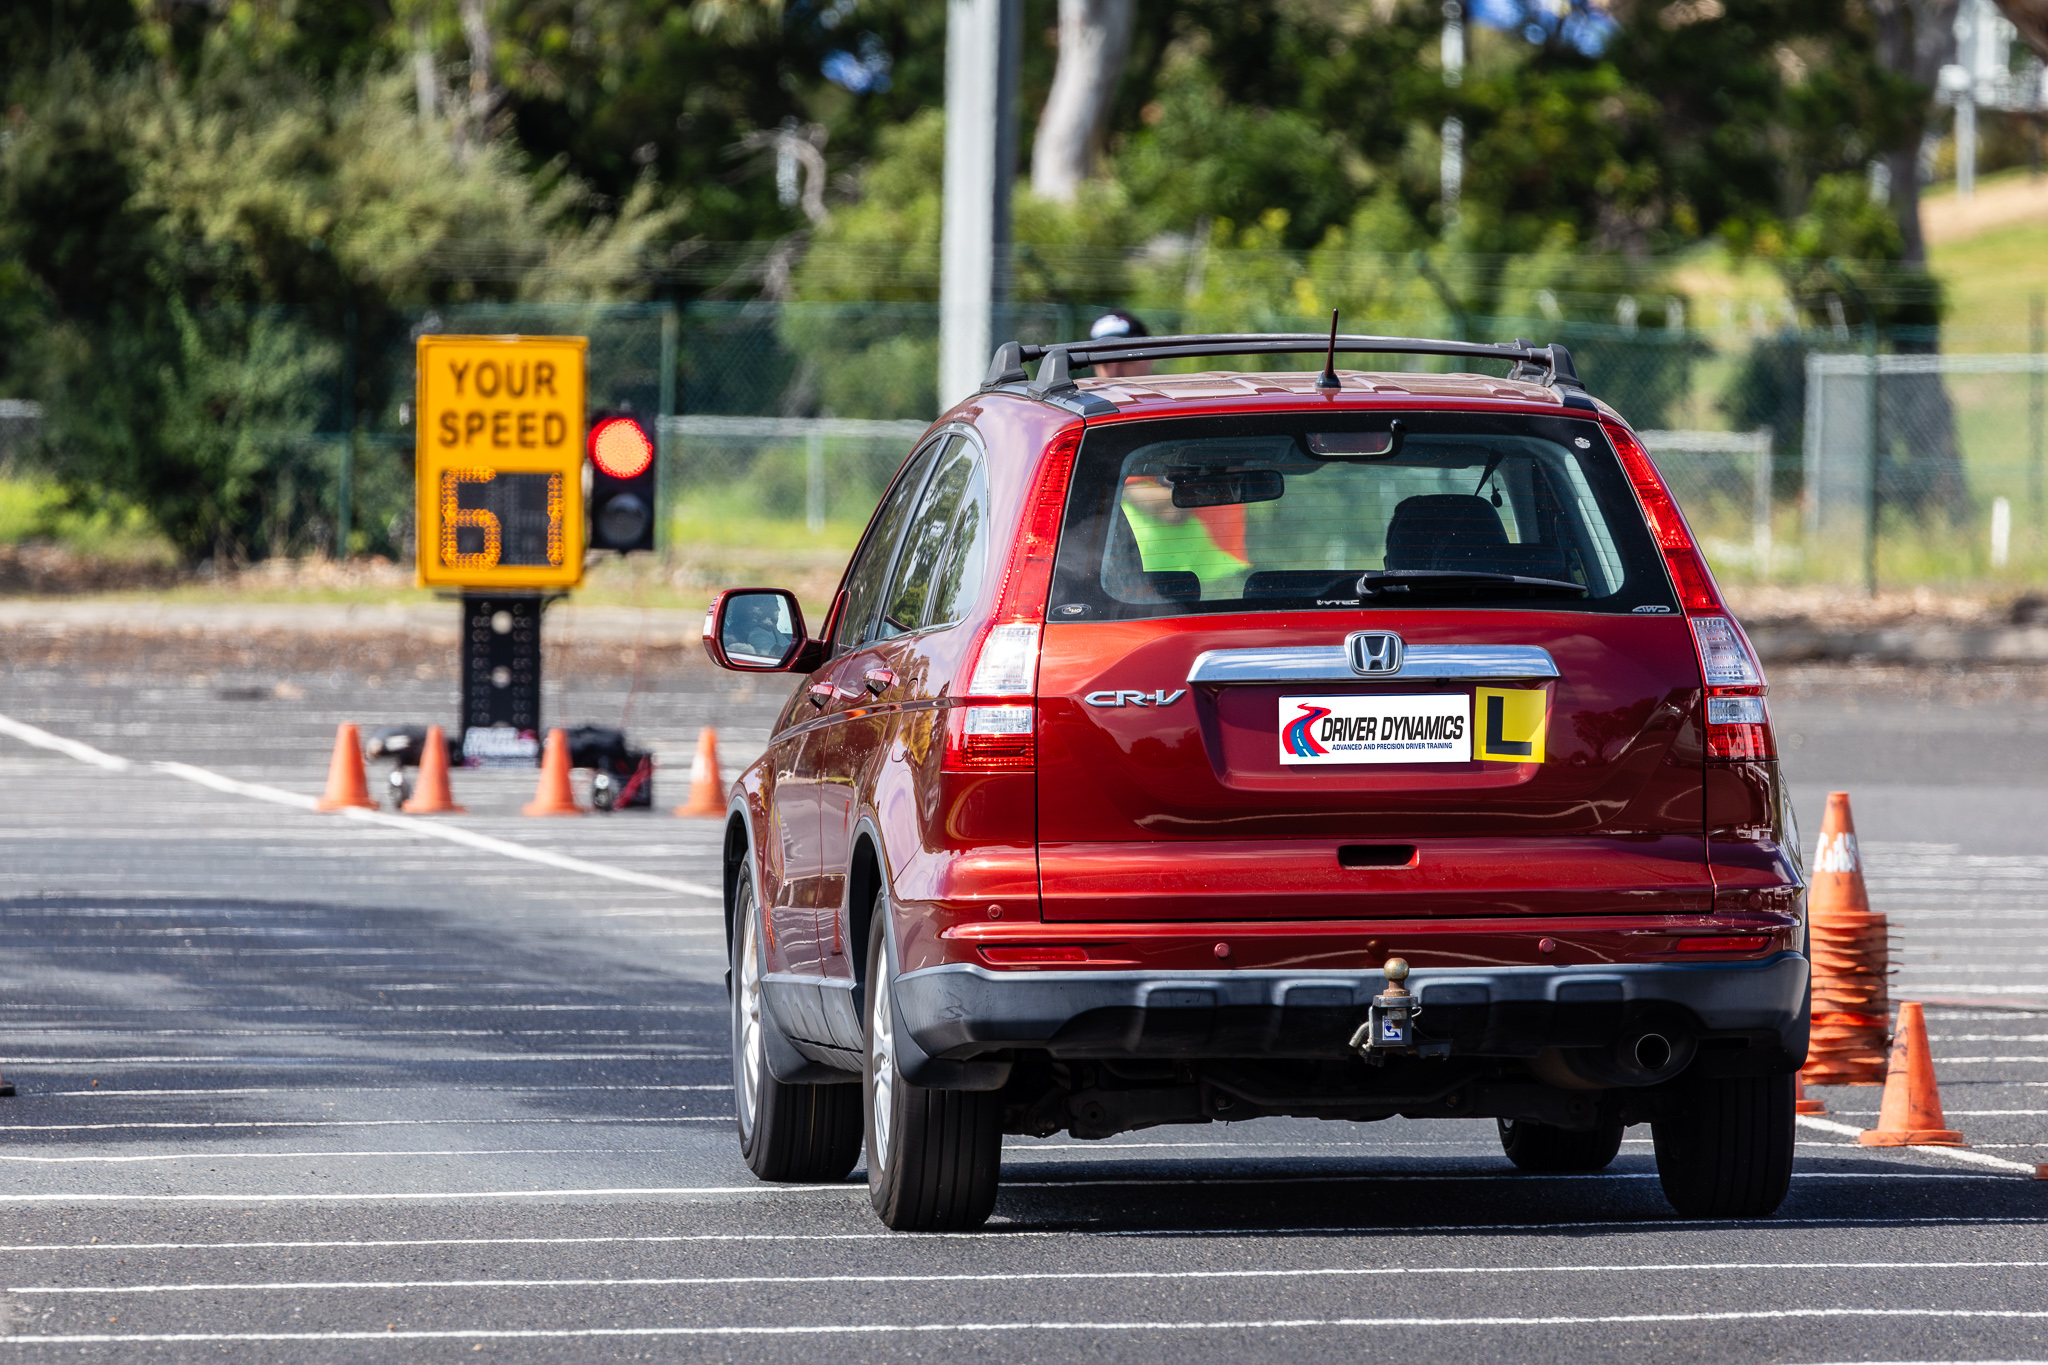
[1474,685,1548,763]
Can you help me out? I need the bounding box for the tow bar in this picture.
[1350,957,1443,1064]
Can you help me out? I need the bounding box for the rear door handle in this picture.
[807,682,839,709]
[863,668,897,697]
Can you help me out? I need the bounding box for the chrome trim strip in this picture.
[1187,643,1560,684]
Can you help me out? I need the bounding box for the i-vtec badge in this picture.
[1347,630,1404,676]
[1084,688,1188,708]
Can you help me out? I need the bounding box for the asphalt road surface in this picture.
[0,646,2042,1362]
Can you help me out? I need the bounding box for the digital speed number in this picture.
[439,468,566,571]
[415,335,588,589]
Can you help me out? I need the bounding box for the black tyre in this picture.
[863,899,1002,1231]
[1498,1117,1625,1172]
[730,869,862,1183]
[1652,1072,1795,1218]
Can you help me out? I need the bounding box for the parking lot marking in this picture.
[0,1116,724,1132]
[2,1214,2041,1255]
[20,1258,2048,1296]
[0,713,720,898]
[1797,1115,2038,1173]
[0,1053,719,1064]
[0,1185,862,1204]
[10,1308,2048,1345]
[0,1145,701,1164]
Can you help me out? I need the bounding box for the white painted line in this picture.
[28,1084,730,1097]
[1002,1169,1994,1188]
[0,713,721,899]
[3,1214,2043,1255]
[0,716,131,771]
[0,1053,717,1064]
[23,1258,2048,1296]
[1797,1116,2038,1174]
[0,1116,726,1133]
[0,1184,859,1204]
[0,1146,697,1165]
[11,1308,2048,1345]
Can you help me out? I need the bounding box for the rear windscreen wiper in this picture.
[1356,569,1589,597]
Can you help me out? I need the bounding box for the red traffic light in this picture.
[588,416,654,480]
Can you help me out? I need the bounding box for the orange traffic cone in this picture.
[1801,791,1892,1087]
[674,727,726,818]
[1857,1002,1965,1147]
[522,728,584,817]
[401,725,465,814]
[315,723,377,811]
[1795,1074,1826,1115]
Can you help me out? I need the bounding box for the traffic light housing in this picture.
[586,414,657,553]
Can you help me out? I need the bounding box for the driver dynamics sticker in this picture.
[1279,694,1470,765]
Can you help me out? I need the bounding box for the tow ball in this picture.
[1349,957,1437,1065]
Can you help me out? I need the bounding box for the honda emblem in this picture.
[1347,630,1404,676]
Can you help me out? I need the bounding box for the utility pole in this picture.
[937,0,1021,411]
[1440,0,1464,230]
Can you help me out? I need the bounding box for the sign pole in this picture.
[414,334,589,767]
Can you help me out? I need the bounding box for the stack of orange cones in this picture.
[1801,792,1892,1086]
[1795,1075,1826,1115]
[674,727,726,818]
[1856,1001,1966,1147]
[401,725,464,814]
[522,728,584,816]
[315,724,377,811]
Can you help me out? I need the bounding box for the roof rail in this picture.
[980,332,1592,416]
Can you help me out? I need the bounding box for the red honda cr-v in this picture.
[704,331,1807,1232]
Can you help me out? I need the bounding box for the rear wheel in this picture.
[730,869,862,1183]
[1497,1117,1624,1172]
[863,900,1002,1231]
[1652,1072,1795,1218]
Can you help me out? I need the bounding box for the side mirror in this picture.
[703,589,827,672]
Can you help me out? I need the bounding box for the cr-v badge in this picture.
[1347,630,1404,676]
[1084,688,1187,707]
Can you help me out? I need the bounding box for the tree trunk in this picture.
[1031,0,1136,203]
[1866,0,1973,523]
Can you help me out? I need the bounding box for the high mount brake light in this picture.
[943,425,1083,773]
[1605,423,1776,763]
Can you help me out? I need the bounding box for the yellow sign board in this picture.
[415,334,588,589]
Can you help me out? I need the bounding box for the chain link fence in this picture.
[7,293,2048,592]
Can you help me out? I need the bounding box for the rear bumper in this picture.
[893,952,1810,1069]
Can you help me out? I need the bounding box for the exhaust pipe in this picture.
[1632,1031,1673,1073]
[1538,1024,1696,1089]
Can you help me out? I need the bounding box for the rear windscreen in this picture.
[1047,412,1677,620]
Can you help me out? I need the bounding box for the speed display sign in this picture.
[414,335,589,589]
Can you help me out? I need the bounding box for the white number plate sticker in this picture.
[1279,694,1471,765]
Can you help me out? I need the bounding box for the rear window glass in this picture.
[1048,412,1676,619]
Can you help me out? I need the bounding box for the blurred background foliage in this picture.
[0,0,2032,566]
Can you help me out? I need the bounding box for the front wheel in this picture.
[863,898,1001,1231]
[1498,1117,1624,1172]
[730,869,861,1183]
[1652,1072,1795,1218]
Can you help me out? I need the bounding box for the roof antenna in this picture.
[1316,309,1342,392]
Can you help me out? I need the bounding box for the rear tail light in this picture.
[943,704,1035,770]
[1605,423,1723,614]
[1606,423,1777,763]
[943,425,1083,773]
[967,623,1040,695]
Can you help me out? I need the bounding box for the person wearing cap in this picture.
[1089,311,1153,379]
